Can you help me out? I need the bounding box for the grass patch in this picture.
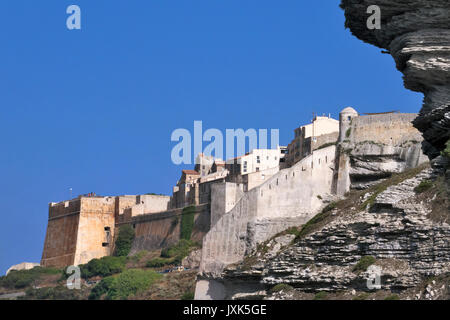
[76,256,127,279]
[130,250,148,263]
[352,256,376,273]
[353,292,370,300]
[295,208,333,240]
[384,294,400,300]
[269,283,293,294]
[414,180,434,193]
[180,206,195,241]
[146,239,199,268]
[114,225,135,257]
[181,291,195,300]
[314,291,328,300]
[89,269,162,300]
[0,267,61,289]
[21,285,86,300]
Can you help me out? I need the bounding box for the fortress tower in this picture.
[339,107,358,142]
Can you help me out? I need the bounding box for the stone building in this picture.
[41,193,170,268]
[286,115,340,166]
[41,106,427,274]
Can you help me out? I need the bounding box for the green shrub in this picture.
[130,250,148,263]
[22,285,83,300]
[181,291,195,300]
[90,269,162,300]
[414,180,434,193]
[79,256,127,279]
[180,206,195,240]
[442,139,450,160]
[0,267,61,289]
[88,276,115,300]
[114,225,135,257]
[346,128,351,138]
[353,292,370,300]
[146,257,173,268]
[147,239,198,268]
[285,227,301,238]
[314,291,328,300]
[384,294,400,300]
[269,283,293,294]
[352,256,376,273]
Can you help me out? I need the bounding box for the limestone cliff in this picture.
[340,0,450,159]
[216,165,450,300]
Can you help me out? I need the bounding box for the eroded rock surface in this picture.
[340,0,450,158]
[222,168,450,298]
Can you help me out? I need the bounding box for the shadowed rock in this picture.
[340,0,450,158]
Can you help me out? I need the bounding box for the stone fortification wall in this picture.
[128,204,210,254]
[350,113,422,146]
[199,146,337,279]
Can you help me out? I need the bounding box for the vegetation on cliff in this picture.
[114,225,135,257]
[89,269,162,300]
[180,206,196,241]
[146,239,199,268]
[0,267,61,290]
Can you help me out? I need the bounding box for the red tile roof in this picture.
[182,170,200,175]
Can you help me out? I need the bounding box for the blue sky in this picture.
[0,1,422,274]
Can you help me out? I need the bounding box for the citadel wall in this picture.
[198,146,337,282]
[41,200,81,267]
[350,113,422,145]
[127,204,210,253]
[73,197,115,266]
[41,194,171,267]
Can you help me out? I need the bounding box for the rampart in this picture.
[125,204,210,253]
[199,146,337,279]
[350,113,422,146]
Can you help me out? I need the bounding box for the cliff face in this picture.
[220,166,450,300]
[340,0,450,158]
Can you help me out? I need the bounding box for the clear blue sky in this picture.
[0,1,422,274]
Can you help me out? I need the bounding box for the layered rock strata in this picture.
[340,0,450,158]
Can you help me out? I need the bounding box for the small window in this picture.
[102,242,109,247]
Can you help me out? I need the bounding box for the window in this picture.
[348,116,351,121]
[256,156,260,164]
[103,227,111,247]
[256,167,260,172]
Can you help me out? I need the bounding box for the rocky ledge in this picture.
[221,166,450,300]
[340,0,450,158]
